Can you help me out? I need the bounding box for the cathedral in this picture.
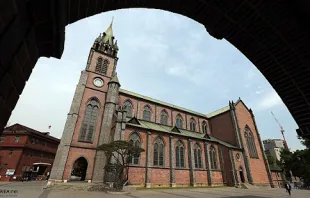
[49,21,274,188]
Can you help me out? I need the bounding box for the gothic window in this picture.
[176,114,183,129]
[245,126,258,158]
[209,145,218,169]
[153,137,164,166]
[95,57,109,75]
[194,143,202,168]
[128,133,141,165]
[175,140,185,168]
[190,117,196,131]
[160,110,168,125]
[143,105,152,121]
[202,121,208,134]
[79,98,100,143]
[123,100,133,117]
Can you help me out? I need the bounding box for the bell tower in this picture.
[49,19,121,183]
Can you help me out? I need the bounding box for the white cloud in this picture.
[255,91,283,111]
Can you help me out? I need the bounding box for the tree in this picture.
[97,140,144,190]
[266,153,276,166]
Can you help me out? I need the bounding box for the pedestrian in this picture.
[285,182,292,196]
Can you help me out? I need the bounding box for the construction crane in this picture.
[271,111,289,150]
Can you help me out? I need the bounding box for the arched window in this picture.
[160,110,168,125]
[245,126,258,158]
[153,137,164,166]
[95,57,109,75]
[175,140,185,168]
[143,105,152,121]
[190,117,196,131]
[123,100,133,117]
[79,98,100,142]
[209,145,218,169]
[194,143,202,168]
[128,133,141,165]
[176,114,183,129]
[202,121,208,134]
[95,57,103,73]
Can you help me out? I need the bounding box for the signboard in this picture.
[5,169,15,176]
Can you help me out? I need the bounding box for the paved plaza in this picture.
[1,181,310,198]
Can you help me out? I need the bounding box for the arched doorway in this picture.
[70,157,88,181]
[239,167,245,183]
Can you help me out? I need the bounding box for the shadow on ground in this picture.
[221,196,266,198]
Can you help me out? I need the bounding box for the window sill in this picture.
[77,140,93,144]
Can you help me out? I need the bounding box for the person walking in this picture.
[285,182,292,196]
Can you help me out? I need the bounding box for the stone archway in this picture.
[70,157,88,181]
[1,1,310,138]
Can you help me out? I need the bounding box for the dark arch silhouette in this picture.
[0,1,310,138]
[71,157,88,181]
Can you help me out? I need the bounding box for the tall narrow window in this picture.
[160,110,168,125]
[128,133,141,165]
[175,140,185,168]
[123,100,133,117]
[176,114,183,129]
[194,143,202,168]
[14,136,19,143]
[95,57,109,75]
[79,98,100,143]
[0,137,4,142]
[245,126,258,158]
[153,137,165,166]
[202,121,208,134]
[190,117,196,131]
[143,105,152,121]
[209,145,218,169]
[95,57,103,73]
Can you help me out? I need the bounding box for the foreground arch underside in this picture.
[0,0,310,138]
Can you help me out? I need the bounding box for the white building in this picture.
[263,139,285,161]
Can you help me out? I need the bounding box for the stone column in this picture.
[145,132,152,188]
[204,142,212,186]
[218,146,226,184]
[136,100,140,119]
[49,71,88,181]
[188,139,196,186]
[229,150,238,186]
[169,136,176,187]
[92,80,120,182]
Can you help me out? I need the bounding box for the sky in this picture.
[8,9,304,150]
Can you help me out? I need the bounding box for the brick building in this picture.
[49,21,274,188]
[0,124,60,181]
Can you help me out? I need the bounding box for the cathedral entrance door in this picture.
[239,167,245,183]
[71,157,88,181]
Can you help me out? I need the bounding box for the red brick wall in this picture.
[212,171,223,184]
[0,148,22,176]
[271,171,284,188]
[175,169,190,185]
[128,167,145,185]
[150,168,170,185]
[209,111,237,146]
[235,102,269,185]
[195,170,208,184]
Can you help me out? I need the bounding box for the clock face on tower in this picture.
[93,78,104,87]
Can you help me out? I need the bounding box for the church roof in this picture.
[126,118,240,149]
[120,89,232,118]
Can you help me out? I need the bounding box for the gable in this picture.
[127,116,141,125]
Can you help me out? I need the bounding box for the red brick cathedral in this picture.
[49,21,274,188]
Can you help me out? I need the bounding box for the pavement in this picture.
[0,181,309,198]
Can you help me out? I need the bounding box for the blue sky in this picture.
[8,9,303,150]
